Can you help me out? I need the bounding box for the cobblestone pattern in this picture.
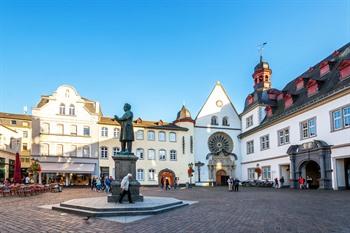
[0,187,349,233]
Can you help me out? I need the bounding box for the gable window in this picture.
[246,115,253,128]
[69,104,75,116]
[137,169,144,181]
[70,125,77,136]
[148,169,155,181]
[222,117,229,126]
[59,103,66,115]
[83,126,90,136]
[300,117,317,139]
[113,128,119,138]
[246,140,254,154]
[260,135,270,151]
[169,132,176,142]
[331,105,350,131]
[211,116,218,125]
[295,78,304,90]
[158,131,166,141]
[278,128,290,146]
[147,131,155,141]
[170,150,177,161]
[148,149,155,160]
[136,148,144,160]
[262,166,271,180]
[159,149,166,160]
[100,146,108,159]
[284,94,293,109]
[248,168,255,180]
[83,146,90,157]
[136,130,144,140]
[101,127,108,137]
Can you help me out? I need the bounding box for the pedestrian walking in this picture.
[298,176,304,190]
[160,176,164,190]
[118,173,134,204]
[274,177,279,189]
[91,177,96,191]
[165,178,170,191]
[104,176,111,193]
[96,178,102,192]
[279,176,285,188]
[174,177,178,190]
[227,177,233,191]
[234,178,240,192]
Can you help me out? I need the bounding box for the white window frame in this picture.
[170,150,177,161]
[101,127,108,137]
[331,105,350,131]
[159,149,166,160]
[147,131,155,141]
[277,128,290,146]
[59,103,65,115]
[83,146,90,157]
[137,169,144,181]
[136,148,144,160]
[70,125,77,136]
[246,140,254,154]
[158,131,166,142]
[136,130,144,140]
[113,147,119,156]
[262,166,271,180]
[300,117,317,140]
[169,132,177,142]
[246,115,253,128]
[148,149,156,160]
[260,135,270,151]
[23,131,28,138]
[248,168,255,180]
[69,104,75,116]
[113,128,119,138]
[148,169,155,181]
[83,126,90,136]
[100,146,108,159]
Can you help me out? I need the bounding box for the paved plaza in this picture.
[0,187,349,233]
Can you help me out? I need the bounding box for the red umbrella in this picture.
[13,152,22,184]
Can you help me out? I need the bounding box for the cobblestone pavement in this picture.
[0,186,349,233]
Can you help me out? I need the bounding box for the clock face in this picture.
[208,132,233,154]
[216,100,223,107]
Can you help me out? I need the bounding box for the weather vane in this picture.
[257,42,267,62]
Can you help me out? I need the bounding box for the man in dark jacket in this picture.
[234,178,240,192]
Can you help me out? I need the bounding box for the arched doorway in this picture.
[300,160,321,189]
[216,170,228,186]
[159,169,175,187]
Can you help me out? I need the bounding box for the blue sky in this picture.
[0,0,349,121]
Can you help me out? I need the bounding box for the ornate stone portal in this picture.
[206,132,237,185]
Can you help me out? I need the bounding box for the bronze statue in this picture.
[114,103,134,154]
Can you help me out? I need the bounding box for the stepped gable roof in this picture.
[0,112,32,121]
[98,116,188,131]
[241,42,350,136]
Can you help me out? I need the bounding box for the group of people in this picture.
[91,176,113,193]
[274,176,285,189]
[298,176,313,189]
[160,176,178,191]
[227,177,240,192]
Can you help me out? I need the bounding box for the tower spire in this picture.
[257,42,267,62]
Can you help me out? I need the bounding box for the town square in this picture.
[0,1,350,233]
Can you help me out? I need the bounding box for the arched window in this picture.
[101,127,108,137]
[56,144,63,156]
[41,123,50,134]
[211,116,218,125]
[41,143,49,156]
[158,131,166,141]
[57,124,64,135]
[83,146,90,157]
[169,132,176,142]
[136,148,144,160]
[69,104,75,116]
[148,169,155,181]
[113,128,119,138]
[148,149,155,160]
[136,130,144,140]
[147,131,155,141]
[222,117,229,126]
[137,169,144,181]
[159,149,166,160]
[59,103,65,115]
[100,146,108,158]
[170,150,177,161]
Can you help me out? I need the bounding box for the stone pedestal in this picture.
[108,153,143,202]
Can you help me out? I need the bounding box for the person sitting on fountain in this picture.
[114,103,135,155]
[118,173,134,204]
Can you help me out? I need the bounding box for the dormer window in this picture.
[339,60,350,80]
[307,79,319,96]
[319,61,330,77]
[265,106,273,117]
[295,77,304,91]
[284,94,293,109]
[247,95,254,105]
[211,116,218,126]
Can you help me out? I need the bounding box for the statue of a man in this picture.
[114,103,134,154]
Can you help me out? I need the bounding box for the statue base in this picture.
[108,153,144,202]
